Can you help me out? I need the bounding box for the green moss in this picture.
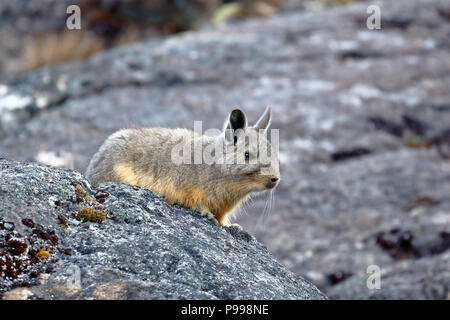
[75,185,90,201]
[76,207,106,223]
[72,180,93,203]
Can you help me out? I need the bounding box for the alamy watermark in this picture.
[170,121,279,176]
[366,265,381,290]
[65,4,381,31]
[66,264,81,290]
[366,5,381,30]
[66,5,81,30]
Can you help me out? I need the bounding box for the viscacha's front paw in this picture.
[227,223,242,230]
[200,210,220,226]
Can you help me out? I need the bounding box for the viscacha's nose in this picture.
[266,176,280,189]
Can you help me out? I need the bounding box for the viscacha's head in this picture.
[217,106,280,194]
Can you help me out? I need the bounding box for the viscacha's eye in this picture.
[245,151,250,160]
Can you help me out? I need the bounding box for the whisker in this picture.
[256,190,271,232]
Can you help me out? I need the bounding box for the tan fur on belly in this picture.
[114,163,138,185]
[114,162,237,225]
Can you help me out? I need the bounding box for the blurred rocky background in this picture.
[0,0,361,80]
[0,0,449,299]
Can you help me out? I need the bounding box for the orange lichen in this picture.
[35,249,50,260]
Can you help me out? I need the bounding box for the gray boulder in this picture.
[1,0,449,299]
[0,158,326,299]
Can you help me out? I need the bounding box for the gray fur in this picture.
[86,107,280,224]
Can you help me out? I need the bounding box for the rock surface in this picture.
[328,251,450,299]
[0,0,449,299]
[0,159,326,299]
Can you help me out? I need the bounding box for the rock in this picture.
[1,0,449,299]
[328,251,450,299]
[0,158,326,299]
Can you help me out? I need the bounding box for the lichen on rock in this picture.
[0,158,326,299]
[0,216,59,298]
[76,207,106,223]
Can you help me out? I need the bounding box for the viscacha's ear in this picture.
[223,108,248,144]
[253,105,272,132]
